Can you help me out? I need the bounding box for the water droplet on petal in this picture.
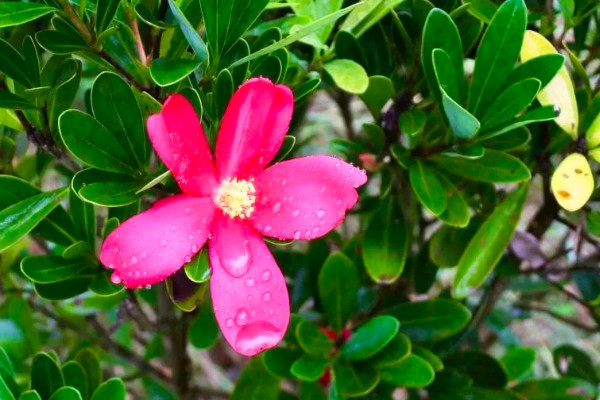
[269,308,274,315]
[261,270,271,282]
[264,225,272,233]
[161,240,168,247]
[317,209,325,218]
[245,277,256,287]
[184,208,190,214]
[218,236,252,277]
[293,231,301,240]
[113,246,119,254]
[110,273,122,284]
[188,234,194,240]
[272,203,282,214]
[235,308,249,326]
[145,285,151,290]
[130,256,138,265]
[234,321,283,356]
[292,209,300,217]
[262,292,272,302]
[226,319,235,328]
[108,263,114,269]
[141,252,147,258]
[191,244,198,252]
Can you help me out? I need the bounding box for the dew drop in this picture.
[141,252,147,258]
[269,308,274,315]
[292,209,300,217]
[245,277,256,287]
[226,319,235,328]
[191,244,198,252]
[264,225,272,233]
[188,234,194,240]
[317,209,326,218]
[272,203,282,213]
[250,310,257,317]
[108,263,114,269]
[184,256,191,263]
[145,285,151,290]
[170,225,176,231]
[184,208,191,214]
[261,270,271,282]
[134,270,141,278]
[262,292,272,302]
[219,238,252,277]
[130,256,138,265]
[110,273,122,284]
[235,309,249,326]
[305,230,312,239]
[293,231,301,240]
[113,246,119,254]
[161,240,168,247]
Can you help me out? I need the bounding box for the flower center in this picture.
[214,178,257,219]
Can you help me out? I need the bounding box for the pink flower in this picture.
[99,78,367,356]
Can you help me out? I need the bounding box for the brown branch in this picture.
[515,303,597,333]
[126,10,148,66]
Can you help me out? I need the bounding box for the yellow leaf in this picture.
[586,112,600,149]
[520,30,578,140]
[588,147,600,164]
[551,153,594,212]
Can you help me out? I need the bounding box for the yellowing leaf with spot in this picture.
[520,30,578,139]
[551,153,594,212]
[586,112,600,149]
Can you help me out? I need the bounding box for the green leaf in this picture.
[73,169,143,207]
[59,110,138,174]
[386,299,471,342]
[229,4,359,68]
[0,38,33,87]
[380,355,435,388]
[413,346,443,371]
[0,187,68,252]
[371,332,411,367]
[168,0,209,64]
[363,196,408,283]
[359,76,395,119]
[553,344,598,383]
[340,0,404,37]
[409,161,448,216]
[291,0,343,42]
[35,278,92,300]
[18,391,42,400]
[47,59,82,134]
[95,0,120,33]
[214,68,234,118]
[296,320,334,357]
[0,2,55,28]
[513,377,597,400]
[504,54,565,90]
[75,349,102,395]
[291,356,329,382]
[480,106,557,138]
[437,174,470,228]
[479,127,531,151]
[150,58,201,87]
[464,0,497,23]
[429,221,480,267]
[21,256,91,284]
[61,362,88,400]
[31,353,64,400]
[294,77,321,102]
[433,149,530,183]
[36,30,88,54]
[453,185,528,298]
[91,72,148,167]
[318,252,359,332]
[201,0,269,59]
[264,348,300,380]
[231,357,280,400]
[89,272,124,297]
[0,375,15,400]
[341,316,399,361]
[482,79,541,129]
[422,8,465,107]
[90,378,125,400]
[189,304,219,349]
[334,362,379,397]
[398,110,427,141]
[445,351,508,388]
[323,59,369,94]
[501,347,536,381]
[274,136,296,162]
[48,387,82,400]
[0,91,36,110]
[468,0,527,117]
[0,348,18,400]
[184,250,210,283]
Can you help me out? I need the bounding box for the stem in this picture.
[514,303,597,333]
[126,10,148,65]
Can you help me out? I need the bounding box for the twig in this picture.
[514,303,597,333]
[126,10,148,66]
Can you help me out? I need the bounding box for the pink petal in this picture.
[147,94,217,196]
[249,156,367,240]
[209,214,290,356]
[215,78,293,180]
[100,195,216,288]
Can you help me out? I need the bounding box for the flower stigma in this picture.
[214,178,257,219]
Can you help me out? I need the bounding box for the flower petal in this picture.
[209,214,290,356]
[216,78,293,180]
[100,195,216,288]
[147,94,217,196]
[249,156,367,240]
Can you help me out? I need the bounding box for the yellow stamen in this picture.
[214,178,257,219]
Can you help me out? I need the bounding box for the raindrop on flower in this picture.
[235,309,249,326]
[245,277,256,287]
[261,270,271,282]
[262,292,272,302]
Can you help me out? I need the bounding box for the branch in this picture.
[514,303,597,333]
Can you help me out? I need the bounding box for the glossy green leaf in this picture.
[505,54,565,90]
[453,185,528,298]
[501,347,536,381]
[231,357,280,400]
[323,59,369,94]
[413,346,443,371]
[264,348,300,379]
[18,391,42,400]
[433,149,530,183]
[201,0,269,58]
[422,8,465,106]
[168,0,209,64]
[363,196,408,283]
[59,110,138,174]
[89,272,124,297]
[0,91,36,110]
[95,0,120,33]
[61,362,87,400]
[340,0,404,37]
[90,378,125,400]
[380,355,435,388]
[35,278,92,300]
[445,351,507,388]
[31,353,64,400]
[294,77,321,102]
[290,0,343,42]
[0,38,33,87]
[409,160,448,216]
[318,253,359,332]
[0,187,68,252]
[372,331,411,367]
[360,76,395,119]
[429,221,480,268]
[48,387,82,400]
[73,169,143,207]
[481,106,557,138]
[150,58,201,87]
[0,348,18,399]
[47,59,82,134]
[0,375,15,400]
[291,356,329,381]
[479,127,531,151]
[184,250,210,283]
[334,362,379,397]
[482,79,541,129]
[296,320,334,357]
[75,349,102,395]
[0,2,55,28]
[437,174,470,228]
[341,316,399,361]
[189,303,219,349]
[36,30,88,54]
[386,299,471,342]
[513,377,597,400]
[468,0,527,117]
[553,344,598,383]
[21,256,91,284]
